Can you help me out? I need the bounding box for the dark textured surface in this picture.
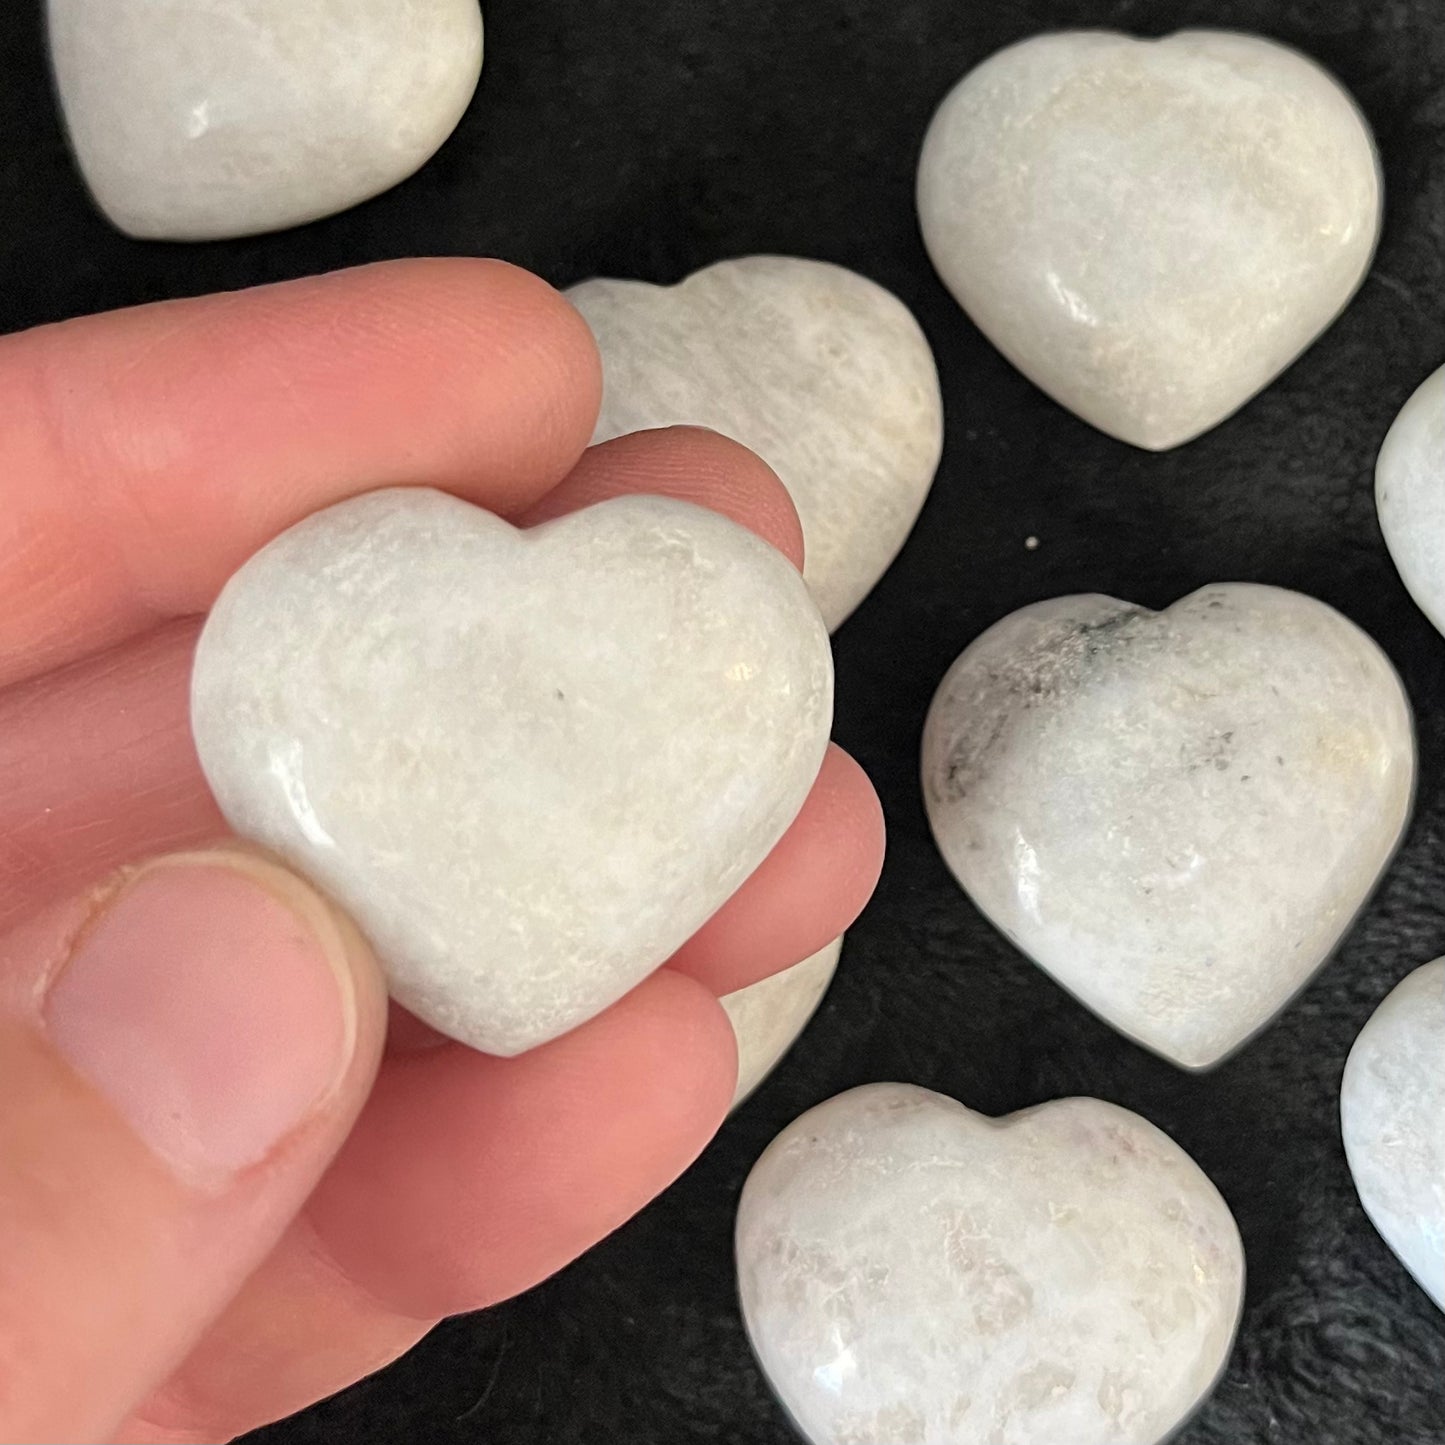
[3,1,1445,1441]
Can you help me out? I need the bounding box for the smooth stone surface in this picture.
[1376,364,1445,637]
[723,937,842,1110]
[917,30,1381,450]
[48,0,483,241]
[922,584,1414,1069]
[192,489,832,1056]
[1341,959,1445,1311]
[568,257,944,630]
[737,1083,1245,1445]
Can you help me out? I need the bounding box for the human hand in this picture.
[0,259,884,1444]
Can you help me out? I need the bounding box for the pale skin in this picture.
[0,259,885,1443]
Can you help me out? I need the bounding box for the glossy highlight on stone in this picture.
[1341,959,1445,1312]
[569,257,945,630]
[921,584,1414,1069]
[1376,363,1445,639]
[737,1083,1244,1445]
[917,30,1381,450]
[723,937,842,1110]
[48,0,484,241]
[191,489,833,1056]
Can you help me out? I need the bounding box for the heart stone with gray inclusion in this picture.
[917,30,1381,450]
[736,1083,1245,1445]
[48,0,484,240]
[569,257,944,631]
[191,489,833,1056]
[1341,959,1445,1312]
[921,584,1414,1069]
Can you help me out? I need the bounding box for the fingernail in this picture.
[45,852,358,1185]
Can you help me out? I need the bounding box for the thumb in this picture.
[0,848,386,1445]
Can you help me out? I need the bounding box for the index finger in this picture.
[0,259,601,688]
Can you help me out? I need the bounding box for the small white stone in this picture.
[917,30,1381,450]
[191,489,833,1056]
[722,937,842,1111]
[736,1083,1244,1445]
[568,257,944,631]
[47,0,484,241]
[1376,364,1445,637]
[1341,959,1445,1311]
[922,584,1414,1069]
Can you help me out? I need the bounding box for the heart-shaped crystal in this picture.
[917,30,1380,449]
[922,584,1414,1068]
[569,257,944,630]
[191,489,833,1055]
[737,1083,1244,1445]
[48,0,483,240]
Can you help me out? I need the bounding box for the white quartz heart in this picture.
[1341,959,1445,1311]
[917,30,1381,450]
[922,584,1414,1069]
[737,1083,1244,1445]
[1376,364,1445,637]
[191,489,832,1056]
[48,0,484,241]
[723,937,842,1111]
[568,257,945,631]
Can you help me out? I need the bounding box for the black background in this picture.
[3,1,1444,1442]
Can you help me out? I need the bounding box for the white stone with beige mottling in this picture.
[569,257,944,630]
[921,584,1414,1069]
[917,30,1381,450]
[736,1083,1244,1445]
[191,489,832,1056]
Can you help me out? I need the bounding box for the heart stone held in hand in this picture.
[191,489,833,1056]
[1341,959,1445,1312]
[568,257,944,631]
[922,585,1414,1069]
[1376,363,1445,638]
[917,30,1381,450]
[47,0,484,240]
[737,1084,1245,1445]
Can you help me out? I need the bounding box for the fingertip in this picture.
[814,745,888,891]
[333,258,605,508]
[0,847,390,1441]
[610,967,739,1129]
[521,425,806,571]
[41,848,387,1186]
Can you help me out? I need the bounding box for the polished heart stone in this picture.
[1341,959,1445,1311]
[917,30,1381,450]
[723,937,842,1111]
[1377,364,1445,638]
[568,257,944,631]
[191,489,832,1056]
[48,0,483,240]
[737,1083,1244,1445]
[922,584,1414,1069]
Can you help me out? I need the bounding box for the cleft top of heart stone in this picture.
[190,489,833,1056]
